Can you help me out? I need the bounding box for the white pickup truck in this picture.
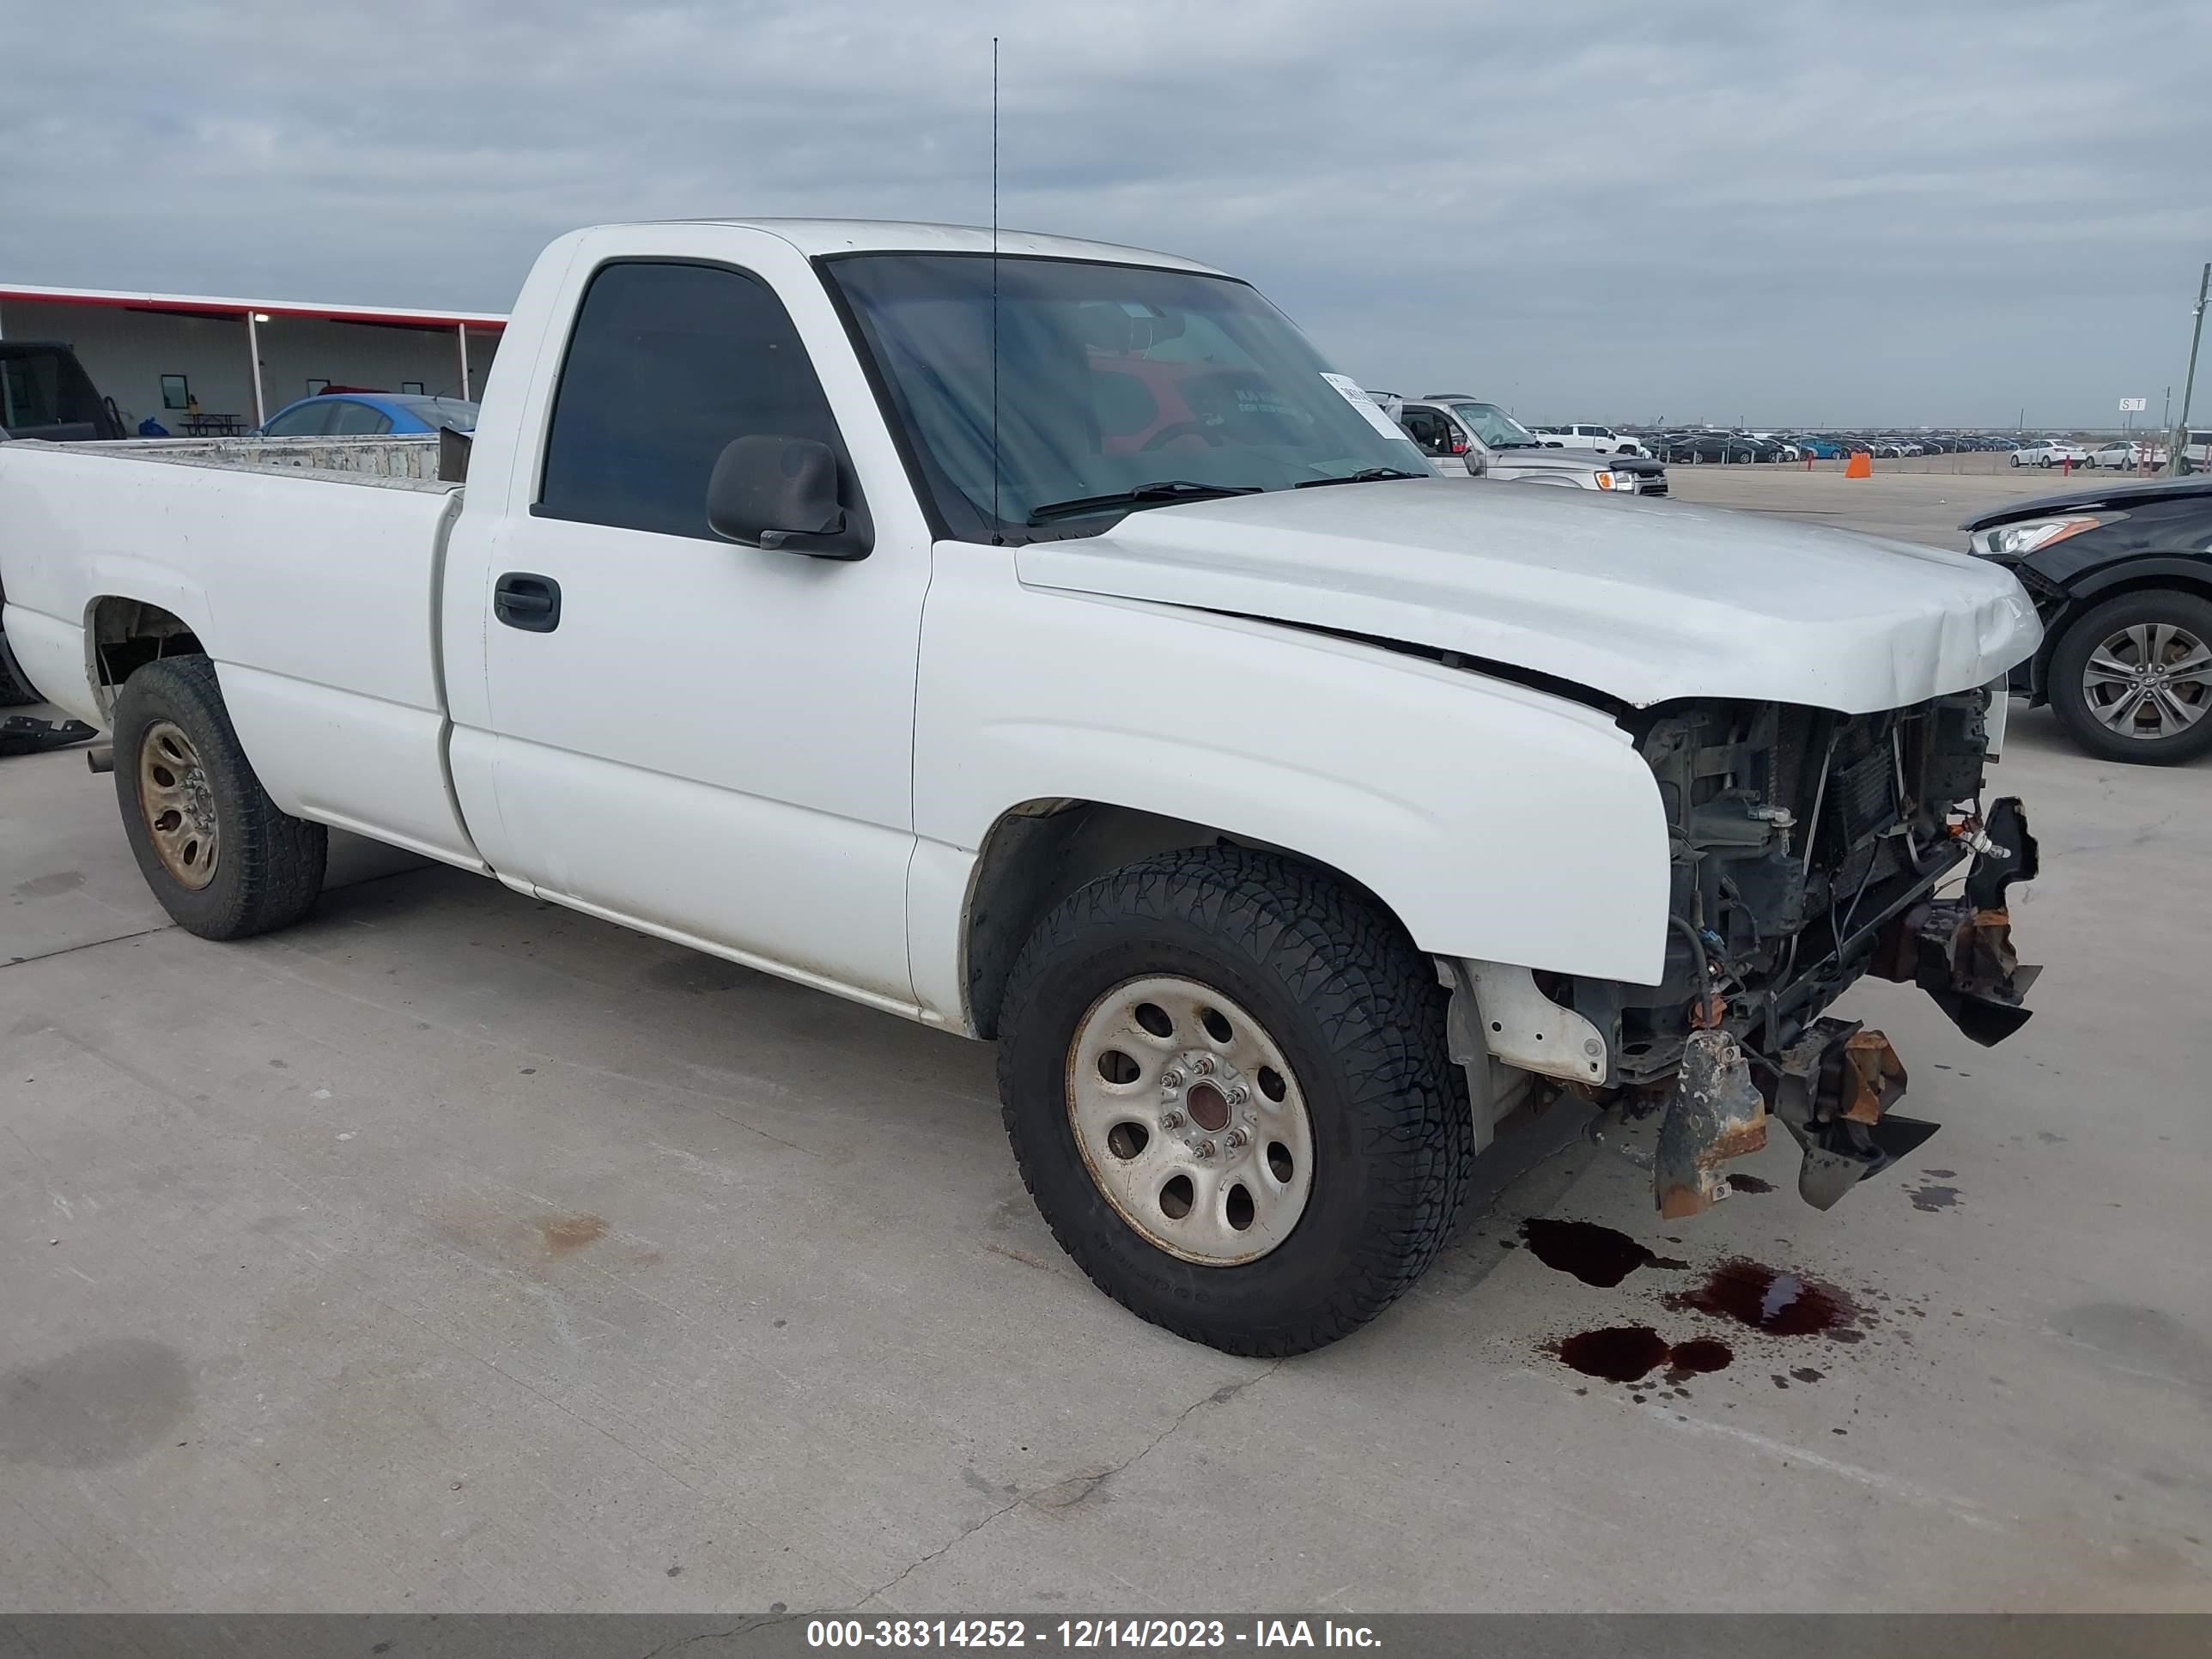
[0,219,2047,1355]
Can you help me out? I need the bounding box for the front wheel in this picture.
[2048,591,2212,765]
[995,846,1473,1356]
[112,655,329,937]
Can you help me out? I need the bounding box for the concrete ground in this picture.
[4,469,2209,1613]
[1662,449,2083,548]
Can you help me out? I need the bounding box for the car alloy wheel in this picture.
[2081,622,2212,742]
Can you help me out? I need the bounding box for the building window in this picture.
[305,379,330,395]
[161,374,191,410]
[401,381,425,395]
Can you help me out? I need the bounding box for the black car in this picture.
[1662,432,1762,464]
[1964,475,2212,764]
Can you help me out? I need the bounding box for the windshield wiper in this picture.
[1026,480,1261,524]
[1294,467,1429,489]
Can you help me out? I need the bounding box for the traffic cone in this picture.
[1844,450,1873,479]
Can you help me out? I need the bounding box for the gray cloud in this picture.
[4,0,2208,425]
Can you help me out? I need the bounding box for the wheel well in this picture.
[87,597,204,714]
[2039,572,2212,692]
[961,800,1405,1040]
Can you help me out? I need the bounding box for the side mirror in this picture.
[706,434,871,560]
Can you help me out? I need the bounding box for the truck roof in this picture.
[611,218,1227,275]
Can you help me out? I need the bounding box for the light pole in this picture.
[2172,262,2209,476]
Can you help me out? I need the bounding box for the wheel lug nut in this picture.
[1162,1067,1184,1089]
[1160,1110,1183,1129]
[1226,1084,1249,1106]
[1194,1139,1217,1159]
[1224,1128,1247,1152]
[1192,1056,1215,1076]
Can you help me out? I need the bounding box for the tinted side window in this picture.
[327,400,392,436]
[538,260,844,539]
[263,401,335,437]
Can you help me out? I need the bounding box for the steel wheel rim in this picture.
[2081,622,2212,741]
[137,720,221,889]
[1066,975,1316,1267]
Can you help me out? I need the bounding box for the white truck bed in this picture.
[0,435,476,867]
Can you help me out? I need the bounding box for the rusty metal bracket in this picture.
[1838,1028,1908,1124]
[1874,897,2042,1048]
[1652,1028,1768,1218]
[1766,1018,1937,1208]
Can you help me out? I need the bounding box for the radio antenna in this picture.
[990,35,1002,542]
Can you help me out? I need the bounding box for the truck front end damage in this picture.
[1463,687,2039,1216]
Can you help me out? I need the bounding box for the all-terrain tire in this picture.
[995,845,1474,1356]
[2047,589,2212,766]
[112,654,328,938]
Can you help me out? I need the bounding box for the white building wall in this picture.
[0,299,502,428]
[256,317,502,409]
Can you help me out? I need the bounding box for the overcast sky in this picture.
[6,0,2209,427]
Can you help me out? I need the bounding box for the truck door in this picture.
[446,238,929,1011]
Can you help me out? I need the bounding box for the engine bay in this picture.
[1560,689,2041,1215]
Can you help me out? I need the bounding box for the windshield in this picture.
[825,253,1429,538]
[1449,402,1541,449]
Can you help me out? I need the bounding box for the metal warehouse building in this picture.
[0,284,507,435]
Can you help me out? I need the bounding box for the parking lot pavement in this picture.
[5,695,2210,1613]
[1662,459,2067,549]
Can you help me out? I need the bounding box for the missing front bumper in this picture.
[1644,799,2040,1216]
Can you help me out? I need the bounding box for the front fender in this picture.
[913,551,1672,994]
[2057,551,2212,604]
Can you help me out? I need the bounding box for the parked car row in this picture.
[1638,428,2032,464]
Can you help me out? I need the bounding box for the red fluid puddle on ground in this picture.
[1553,1328,1735,1385]
[1519,1219,1687,1288]
[1662,1339,1734,1383]
[1665,1258,1861,1338]
[1554,1327,1672,1382]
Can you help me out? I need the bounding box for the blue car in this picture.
[258,391,478,439]
[1790,436,1845,459]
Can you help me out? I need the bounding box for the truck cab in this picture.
[0,342,125,443]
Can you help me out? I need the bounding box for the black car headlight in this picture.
[1968,514,2114,560]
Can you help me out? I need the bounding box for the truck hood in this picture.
[1015,480,2040,713]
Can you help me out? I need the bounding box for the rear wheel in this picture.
[2049,591,2212,765]
[995,845,1473,1356]
[113,655,328,937]
[0,635,39,707]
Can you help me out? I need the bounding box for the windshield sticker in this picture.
[1321,373,1409,441]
